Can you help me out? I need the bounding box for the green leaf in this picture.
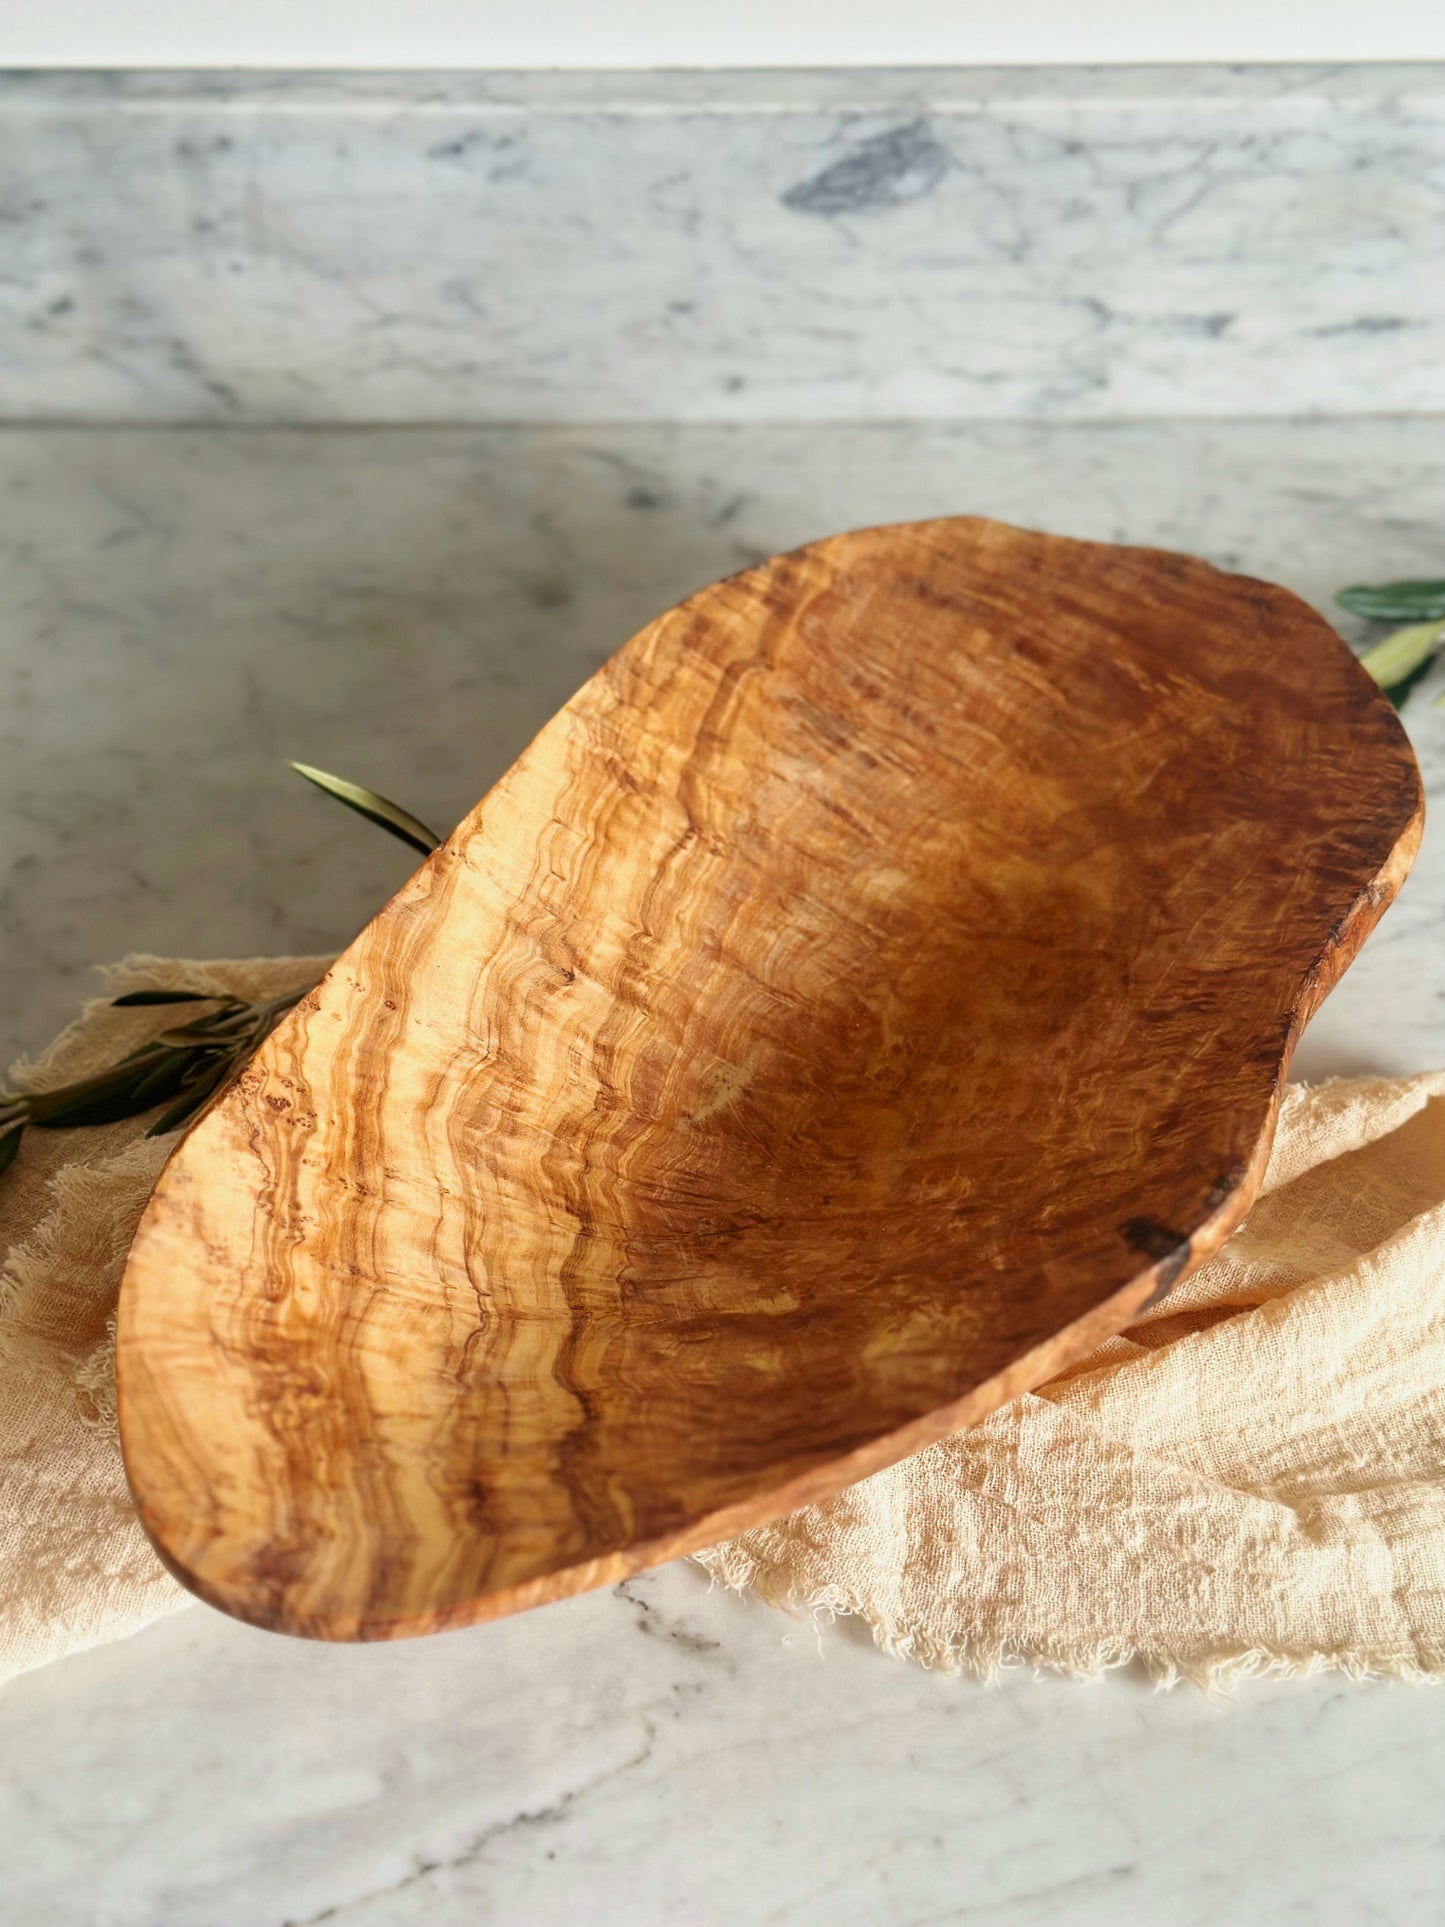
[114,1039,173,1065]
[0,1118,23,1179]
[146,1053,236,1137]
[29,1077,170,1129]
[24,1059,157,1125]
[289,762,442,857]
[24,1044,214,1128]
[153,1014,254,1048]
[1387,659,1437,710]
[112,1006,242,1065]
[1336,580,1445,622]
[111,989,236,1008]
[1357,619,1445,693]
[130,1047,217,1109]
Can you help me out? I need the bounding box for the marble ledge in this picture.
[1,64,1443,424]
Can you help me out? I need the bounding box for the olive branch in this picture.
[0,765,443,1179]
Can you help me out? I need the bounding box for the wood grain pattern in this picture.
[116,518,1423,1641]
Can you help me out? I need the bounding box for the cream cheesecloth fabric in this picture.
[0,957,332,1686]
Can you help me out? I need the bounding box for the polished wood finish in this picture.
[117,519,1423,1641]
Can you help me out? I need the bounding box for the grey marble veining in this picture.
[2,414,1445,1924]
[3,66,1443,424]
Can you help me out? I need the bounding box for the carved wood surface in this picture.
[116,519,1423,1640]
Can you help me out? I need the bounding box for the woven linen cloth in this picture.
[4,959,1445,1689]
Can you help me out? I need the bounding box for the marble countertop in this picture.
[3,415,1444,1925]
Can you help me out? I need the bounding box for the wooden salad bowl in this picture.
[117,518,1423,1641]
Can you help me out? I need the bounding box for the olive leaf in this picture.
[1357,619,1445,689]
[1336,580,1445,623]
[111,989,237,1008]
[153,1014,258,1048]
[130,1046,219,1110]
[289,762,442,857]
[23,1050,203,1128]
[1352,618,1445,711]
[146,1052,238,1138]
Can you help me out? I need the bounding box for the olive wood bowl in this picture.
[117,518,1423,1640]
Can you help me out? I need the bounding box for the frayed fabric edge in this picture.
[71,1313,120,1433]
[0,1139,166,1402]
[691,1550,1445,1694]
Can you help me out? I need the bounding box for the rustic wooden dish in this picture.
[117,518,1422,1641]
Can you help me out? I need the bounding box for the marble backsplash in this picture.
[2,65,1442,424]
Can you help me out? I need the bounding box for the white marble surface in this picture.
[3,67,1443,425]
[4,1562,1445,1927]
[2,415,1445,1924]
[4,416,1443,1074]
